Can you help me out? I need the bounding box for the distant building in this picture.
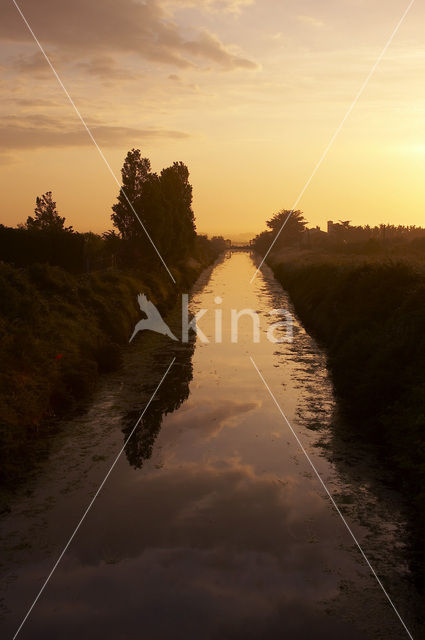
[327,220,334,234]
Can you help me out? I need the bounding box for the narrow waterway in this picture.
[0,252,423,639]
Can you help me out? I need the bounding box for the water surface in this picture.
[1,252,423,639]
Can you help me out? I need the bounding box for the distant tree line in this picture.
[323,220,425,246]
[252,208,425,255]
[0,149,228,273]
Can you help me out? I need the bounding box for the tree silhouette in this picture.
[111,148,151,240]
[111,150,196,263]
[266,209,306,246]
[160,161,196,259]
[26,191,72,232]
[138,172,167,254]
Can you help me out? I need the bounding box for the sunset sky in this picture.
[0,0,424,237]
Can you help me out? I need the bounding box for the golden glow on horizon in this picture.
[0,0,424,237]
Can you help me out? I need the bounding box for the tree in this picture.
[26,191,72,232]
[266,209,306,246]
[160,161,196,259]
[252,229,273,254]
[111,149,151,239]
[111,150,197,264]
[138,172,168,252]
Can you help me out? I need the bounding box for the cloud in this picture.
[76,56,138,81]
[183,30,258,70]
[164,0,255,14]
[13,51,51,75]
[1,0,257,71]
[167,73,203,93]
[4,97,61,108]
[12,52,140,83]
[297,15,325,29]
[0,115,190,151]
[0,153,13,165]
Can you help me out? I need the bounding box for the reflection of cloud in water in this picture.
[71,460,348,570]
[121,326,261,467]
[23,548,363,640]
[168,398,260,440]
[16,460,365,639]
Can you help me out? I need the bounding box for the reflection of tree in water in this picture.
[122,338,195,469]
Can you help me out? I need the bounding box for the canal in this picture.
[1,252,423,639]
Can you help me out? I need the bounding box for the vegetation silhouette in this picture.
[111,149,197,265]
[0,150,228,486]
[25,191,73,233]
[253,209,425,256]
[253,207,425,588]
[0,150,227,275]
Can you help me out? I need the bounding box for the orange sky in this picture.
[0,0,424,238]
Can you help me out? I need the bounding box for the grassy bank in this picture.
[269,251,425,505]
[0,248,220,484]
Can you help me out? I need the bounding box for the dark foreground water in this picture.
[0,252,424,639]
